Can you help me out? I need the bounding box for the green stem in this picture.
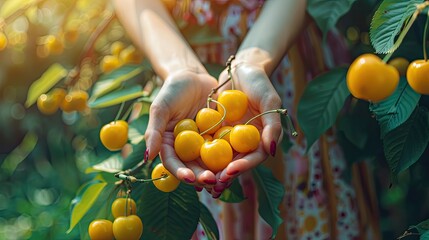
[115,173,167,182]
[244,108,298,137]
[121,102,135,121]
[423,9,429,61]
[206,55,235,99]
[200,98,226,136]
[115,101,125,121]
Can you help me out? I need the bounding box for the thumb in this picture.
[259,93,283,157]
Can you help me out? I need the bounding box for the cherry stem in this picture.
[115,101,125,122]
[121,102,135,121]
[200,98,226,136]
[244,109,298,137]
[423,9,429,61]
[115,173,168,183]
[207,55,235,99]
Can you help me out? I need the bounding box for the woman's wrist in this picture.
[234,47,274,75]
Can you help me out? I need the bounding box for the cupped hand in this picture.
[210,62,284,197]
[144,69,219,186]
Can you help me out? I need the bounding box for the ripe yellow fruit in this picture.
[0,32,8,51]
[45,35,64,55]
[100,55,122,73]
[119,46,142,65]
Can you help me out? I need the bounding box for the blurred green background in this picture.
[0,0,428,239]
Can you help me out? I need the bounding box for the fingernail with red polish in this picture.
[144,149,149,163]
[228,170,240,176]
[219,177,230,183]
[194,186,203,192]
[213,192,221,199]
[270,140,277,157]
[184,178,194,183]
[226,181,233,188]
[214,185,224,193]
[204,179,217,185]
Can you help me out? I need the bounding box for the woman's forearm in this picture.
[112,0,206,79]
[236,0,308,75]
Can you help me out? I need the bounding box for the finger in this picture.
[145,97,170,161]
[159,134,196,184]
[259,90,283,157]
[185,160,217,187]
[218,143,268,183]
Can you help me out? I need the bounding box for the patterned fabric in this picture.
[161,0,361,239]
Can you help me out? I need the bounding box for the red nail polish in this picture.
[228,170,240,176]
[219,177,230,183]
[144,149,149,163]
[270,140,276,157]
[214,185,224,192]
[184,178,194,183]
[204,179,217,185]
[194,186,203,192]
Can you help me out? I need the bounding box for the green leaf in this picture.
[128,114,149,145]
[91,65,147,98]
[252,165,285,239]
[297,67,350,150]
[370,0,423,54]
[139,183,200,240]
[67,181,107,233]
[383,106,429,175]
[414,218,429,234]
[219,178,246,203]
[85,153,123,174]
[88,85,144,108]
[25,63,68,107]
[307,0,356,36]
[421,231,429,240]
[122,140,146,170]
[369,77,421,138]
[199,203,220,240]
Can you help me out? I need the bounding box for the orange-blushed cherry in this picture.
[100,120,129,151]
[346,53,399,102]
[88,219,114,240]
[200,138,233,173]
[111,197,137,219]
[44,35,64,55]
[61,90,89,112]
[406,59,429,95]
[229,124,260,153]
[217,90,248,122]
[195,108,223,134]
[173,118,199,137]
[112,215,143,240]
[174,130,205,162]
[37,94,60,115]
[213,126,233,144]
[202,134,213,142]
[151,163,180,192]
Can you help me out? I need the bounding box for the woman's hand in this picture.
[145,69,219,186]
[209,62,284,198]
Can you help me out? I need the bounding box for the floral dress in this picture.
[161,0,375,239]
